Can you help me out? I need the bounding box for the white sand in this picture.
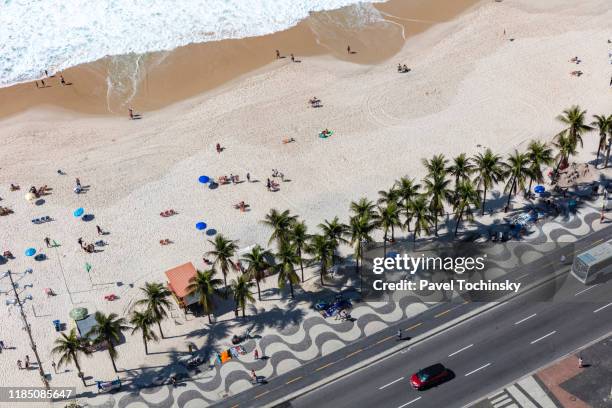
[0,0,611,402]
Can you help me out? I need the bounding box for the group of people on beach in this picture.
[34,70,70,88]
[397,63,410,73]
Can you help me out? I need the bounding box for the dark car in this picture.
[410,364,451,390]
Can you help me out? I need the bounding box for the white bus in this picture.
[571,239,612,284]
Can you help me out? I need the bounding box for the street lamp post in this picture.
[5,270,49,389]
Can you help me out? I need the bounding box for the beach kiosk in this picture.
[165,262,199,308]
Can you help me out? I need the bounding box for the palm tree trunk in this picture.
[527,177,533,197]
[383,233,387,257]
[298,249,305,283]
[434,213,439,236]
[390,225,395,241]
[320,262,326,286]
[505,179,516,212]
[157,320,164,339]
[207,313,212,324]
[596,142,602,168]
[454,210,463,237]
[481,184,487,215]
[606,143,611,168]
[256,279,262,301]
[143,336,149,355]
[242,306,246,317]
[108,349,118,373]
[223,273,228,293]
[289,281,295,298]
[72,353,87,387]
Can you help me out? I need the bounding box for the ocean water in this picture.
[0,0,385,88]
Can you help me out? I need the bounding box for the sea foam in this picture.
[0,0,384,88]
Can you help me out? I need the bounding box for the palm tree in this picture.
[348,214,376,276]
[134,282,172,339]
[377,187,399,206]
[606,121,612,169]
[503,150,530,212]
[318,217,348,266]
[87,312,129,373]
[394,177,420,232]
[552,132,578,176]
[526,140,554,194]
[306,234,333,286]
[411,195,432,247]
[423,173,451,236]
[51,328,91,386]
[276,242,300,298]
[591,114,612,168]
[376,203,401,255]
[206,234,238,291]
[350,197,378,220]
[186,269,224,323]
[453,180,480,236]
[242,245,272,300]
[555,105,592,152]
[230,274,256,317]
[129,310,159,355]
[422,154,448,176]
[290,221,309,282]
[448,153,474,203]
[473,148,505,215]
[261,208,298,247]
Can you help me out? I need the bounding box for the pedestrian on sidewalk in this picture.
[578,356,584,368]
[254,349,259,360]
[251,369,258,384]
[52,361,57,374]
[396,329,402,340]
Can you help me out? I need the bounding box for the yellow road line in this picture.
[315,362,335,371]
[345,349,363,358]
[406,322,423,331]
[376,335,394,344]
[230,405,239,408]
[255,391,270,399]
[286,376,302,385]
[435,309,452,318]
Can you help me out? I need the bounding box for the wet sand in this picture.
[0,0,481,119]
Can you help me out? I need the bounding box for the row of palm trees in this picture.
[51,106,611,386]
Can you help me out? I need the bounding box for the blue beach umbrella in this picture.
[195,222,207,231]
[198,175,210,184]
[534,185,545,194]
[25,248,36,257]
[73,207,84,217]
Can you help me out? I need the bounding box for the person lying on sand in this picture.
[10,184,20,191]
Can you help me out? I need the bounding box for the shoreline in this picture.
[0,0,481,119]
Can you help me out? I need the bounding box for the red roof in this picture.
[165,262,197,298]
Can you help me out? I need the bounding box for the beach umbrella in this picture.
[25,192,36,202]
[198,176,210,184]
[195,222,207,231]
[73,208,84,217]
[534,185,545,194]
[69,307,88,321]
[25,248,36,257]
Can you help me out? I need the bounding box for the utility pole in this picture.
[6,270,49,389]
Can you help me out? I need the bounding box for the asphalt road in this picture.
[290,266,612,408]
[213,225,612,408]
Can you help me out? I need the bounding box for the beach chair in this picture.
[41,216,51,222]
[52,319,61,332]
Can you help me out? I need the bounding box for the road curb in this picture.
[264,265,573,408]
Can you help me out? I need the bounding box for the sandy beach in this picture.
[0,0,611,405]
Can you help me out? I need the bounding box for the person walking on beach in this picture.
[17,360,22,370]
[44,237,51,248]
[347,45,351,54]
[129,108,134,120]
[96,225,103,235]
[216,143,221,153]
[276,49,280,59]
[266,178,271,191]
[75,178,81,188]
[77,237,84,249]
[41,79,46,87]
[51,361,57,374]
[291,53,295,62]
[60,75,66,86]
[246,172,251,183]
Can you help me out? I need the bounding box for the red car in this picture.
[410,363,451,390]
